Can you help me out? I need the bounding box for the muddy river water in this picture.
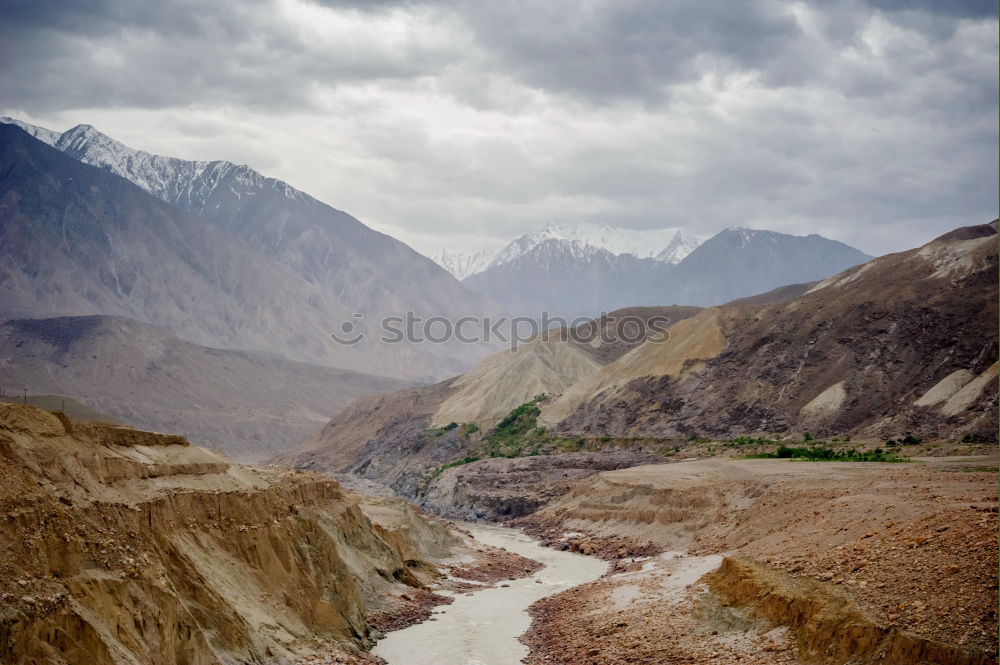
[372,523,608,665]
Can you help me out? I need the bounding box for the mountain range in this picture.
[460,225,872,320]
[431,222,700,281]
[278,220,998,504]
[0,119,513,457]
[0,118,502,382]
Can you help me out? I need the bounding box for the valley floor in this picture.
[3,400,995,665]
[510,455,998,664]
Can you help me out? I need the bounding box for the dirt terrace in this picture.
[516,455,998,664]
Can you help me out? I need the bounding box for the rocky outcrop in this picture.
[420,451,667,521]
[0,404,462,664]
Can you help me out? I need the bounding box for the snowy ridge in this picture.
[494,222,688,265]
[431,222,703,280]
[1,117,61,146]
[0,118,306,211]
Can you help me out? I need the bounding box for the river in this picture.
[372,523,608,665]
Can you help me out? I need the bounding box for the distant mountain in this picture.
[489,222,694,265]
[0,315,410,461]
[0,119,502,381]
[669,227,873,305]
[464,239,674,321]
[464,225,872,319]
[430,222,701,280]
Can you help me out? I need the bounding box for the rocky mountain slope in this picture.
[0,120,501,381]
[464,225,871,319]
[544,220,998,442]
[275,307,704,516]
[0,402,466,664]
[0,315,410,462]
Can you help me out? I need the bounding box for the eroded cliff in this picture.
[0,404,461,664]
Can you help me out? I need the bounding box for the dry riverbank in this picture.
[514,456,998,664]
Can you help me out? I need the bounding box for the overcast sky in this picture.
[1,0,996,257]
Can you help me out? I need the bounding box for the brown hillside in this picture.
[549,221,997,440]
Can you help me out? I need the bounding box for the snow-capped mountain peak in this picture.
[431,248,497,281]
[522,221,682,260]
[656,229,701,264]
[430,221,704,279]
[489,221,700,269]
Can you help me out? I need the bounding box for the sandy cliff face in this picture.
[0,404,459,664]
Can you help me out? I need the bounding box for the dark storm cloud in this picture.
[1,0,992,112]
[866,0,997,17]
[449,0,997,105]
[0,0,459,112]
[453,0,804,103]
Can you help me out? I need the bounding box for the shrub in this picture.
[748,445,905,463]
[483,395,551,458]
[726,436,776,446]
[428,455,481,482]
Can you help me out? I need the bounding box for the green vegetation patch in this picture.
[746,445,907,463]
[723,435,777,447]
[427,455,481,483]
[884,433,922,447]
[483,394,554,458]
